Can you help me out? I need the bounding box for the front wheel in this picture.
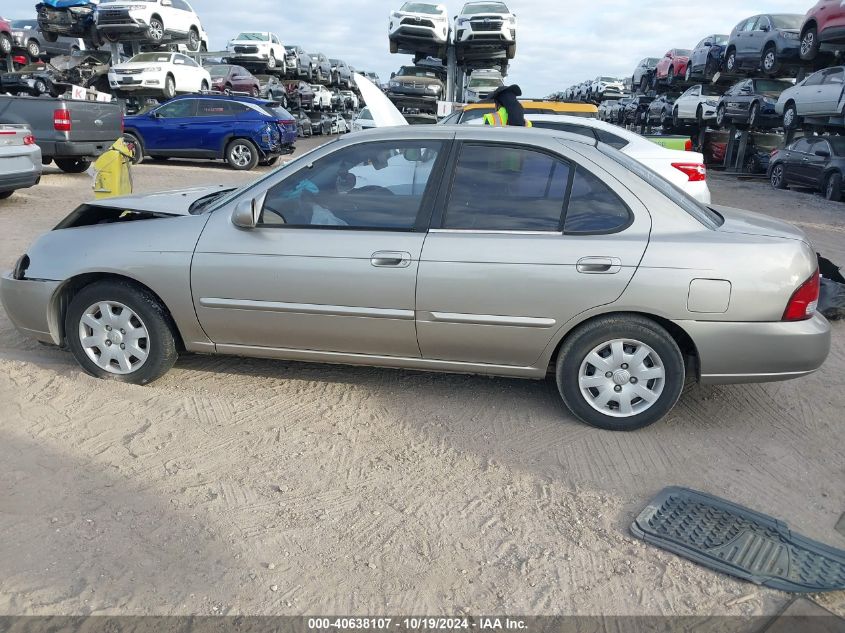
[783,103,799,131]
[748,101,760,128]
[147,17,165,43]
[801,26,820,61]
[684,64,691,82]
[555,315,685,431]
[65,280,177,385]
[54,157,91,173]
[0,33,11,56]
[42,30,59,43]
[27,39,41,59]
[825,171,842,202]
[187,27,200,52]
[123,133,143,164]
[724,50,737,74]
[162,74,176,99]
[267,52,277,69]
[770,163,787,189]
[716,104,727,128]
[225,138,259,170]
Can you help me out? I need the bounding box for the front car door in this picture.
[804,138,832,187]
[191,132,453,357]
[737,17,761,63]
[785,137,814,184]
[727,80,752,119]
[142,98,198,152]
[677,86,699,118]
[415,131,651,367]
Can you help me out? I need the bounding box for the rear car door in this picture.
[415,137,651,367]
[188,98,236,155]
[192,134,452,357]
[818,67,845,114]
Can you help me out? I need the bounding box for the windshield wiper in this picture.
[189,189,234,214]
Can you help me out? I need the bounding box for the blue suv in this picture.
[123,94,297,171]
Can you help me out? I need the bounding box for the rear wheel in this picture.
[55,157,91,173]
[684,64,691,82]
[666,66,675,86]
[748,101,760,128]
[770,163,787,189]
[389,40,398,54]
[696,105,705,129]
[65,280,177,385]
[250,86,259,97]
[225,138,259,171]
[0,33,11,56]
[147,17,165,43]
[42,31,59,43]
[783,102,799,131]
[716,103,727,128]
[162,74,176,99]
[33,79,49,96]
[555,315,685,431]
[801,26,819,61]
[825,172,842,201]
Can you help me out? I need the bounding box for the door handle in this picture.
[371,251,412,268]
[577,257,622,274]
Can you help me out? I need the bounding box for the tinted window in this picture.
[791,138,812,153]
[171,0,190,10]
[155,99,197,118]
[259,141,443,229]
[196,99,228,116]
[594,129,629,150]
[742,18,759,32]
[444,144,570,231]
[529,120,596,141]
[564,168,632,234]
[804,70,825,87]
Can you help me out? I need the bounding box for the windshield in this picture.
[468,77,503,88]
[462,2,509,14]
[701,85,722,96]
[235,32,269,41]
[11,20,38,29]
[600,77,616,82]
[712,34,728,45]
[128,53,172,63]
[771,14,802,30]
[208,65,231,78]
[597,144,723,229]
[400,2,442,14]
[397,66,443,78]
[753,79,792,96]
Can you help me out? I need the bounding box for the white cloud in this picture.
[2,0,810,95]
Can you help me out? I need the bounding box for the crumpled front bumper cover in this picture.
[1,272,62,345]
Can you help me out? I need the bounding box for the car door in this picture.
[737,17,760,63]
[678,86,698,118]
[727,80,751,119]
[746,16,770,62]
[805,138,831,187]
[186,98,235,155]
[796,70,826,115]
[690,39,706,73]
[817,67,845,114]
[141,98,198,152]
[167,0,190,33]
[191,135,452,357]
[785,138,814,184]
[415,136,651,367]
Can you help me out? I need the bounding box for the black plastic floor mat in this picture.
[632,487,845,593]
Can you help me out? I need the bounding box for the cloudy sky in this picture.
[4,0,809,95]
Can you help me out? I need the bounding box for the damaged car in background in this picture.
[0,126,830,433]
[36,0,101,48]
[0,50,110,97]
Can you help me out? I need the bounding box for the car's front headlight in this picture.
[507,16,516,24]
[456,18,468,25]
[705,99,719,107]
[427,84,441,93]
[782,31,800,40]
[389,80,400,88]
[145,66,161,72]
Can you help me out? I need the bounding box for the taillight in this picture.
[672,162,707,182]
[54,109,72,132]
[23,135,36,145]
[277,119,295,125]
[684,139,692,152]
[783,270,820,322]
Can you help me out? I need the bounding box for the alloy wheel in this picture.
[148,19,164,42]
[763,50,776,73]
[784,106,796,130]
[230,143,253,168]
[78,301,149,375]
[771,165,784,188]
[578,339,666,418]
[801,32,815,58]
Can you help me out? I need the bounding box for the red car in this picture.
[284,80,315,110]
[0,17,13,57]
[800,0,845,60]
[207,64,261,97]
[653,49,691,87]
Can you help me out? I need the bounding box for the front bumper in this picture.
[679,313,831,384]
[95,10,149,35]
[109,72,166,93]
[455,24,515,45]
[37,5,94,35]
[0,272,61,345]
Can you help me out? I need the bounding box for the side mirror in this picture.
[760,25,770,32]
[704,41,712,47]
[390,72,396,78]
[815,149,831,157]
[232,196,264,229]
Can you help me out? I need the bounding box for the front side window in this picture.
[155,99,197,118]
[823,68,844,85]
[791,138,812,153]
[443,144,570,231]
[259,141,443,229]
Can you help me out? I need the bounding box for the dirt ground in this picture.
[0,144,843,618]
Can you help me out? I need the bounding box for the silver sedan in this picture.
[0,126,831,431]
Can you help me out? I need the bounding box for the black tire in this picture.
[389,40,398,54]
[555,315,685,431]
[250,86,259,97]
[27,39,41,59]
[187,27,200,52]
[704,57,717,80]
[0,190,14,200]
[825,171,842,202]
[0,33,11,56]
[696,105,705,129]
[33,79,49,96]
[163,74,176,99]
[770,163,787,189]
[54,157,91,173]
[639,75,649,93]
[716,104,727,128]
[801,25,820,61]
[225,138,259,171]
[147,16,165,43]
[783,102,799,131]
[200,80,209,92]
[267,52,277,70]
[761,44,779,75]
[724,49,737,74]
[672,108,680,129]
[506,43,516,59]
[123,133,143,165]
[684,64,692,82]
[65,280,177,385]
[150,156,169,161]
[42,31,59,43]
[224,82,233,94]
[666,66,675,86]
[748,101,759,128]
[260,155,279,166]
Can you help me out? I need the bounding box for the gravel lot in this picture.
[0,142,843,618]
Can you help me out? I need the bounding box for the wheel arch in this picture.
[546,310,700,378]
[801,19,818,37]
[50,272,185,351]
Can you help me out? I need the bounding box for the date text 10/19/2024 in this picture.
[307,618,528,630]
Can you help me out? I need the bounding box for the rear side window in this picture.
[564,168,632,234]
[444,144,570,231]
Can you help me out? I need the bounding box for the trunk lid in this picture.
[60,100,122,142]
[713,204,809,242]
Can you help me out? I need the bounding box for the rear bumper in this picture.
[0,273,61,345]
[0,171,41,193]
[678,313,831,384]
[40,139,113,160]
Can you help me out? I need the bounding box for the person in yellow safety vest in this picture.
[482,84,533,127]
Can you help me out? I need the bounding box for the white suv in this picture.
[590,77,625,100]
[388,3,449,56]
[311,84,333,110]
[225,31,286,73]
[454,1,517,59]
[95,0,205,50]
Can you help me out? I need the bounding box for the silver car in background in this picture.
[0,127,830,431]
[0,123,42,199]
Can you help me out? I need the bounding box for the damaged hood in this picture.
[90,185,234,216]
